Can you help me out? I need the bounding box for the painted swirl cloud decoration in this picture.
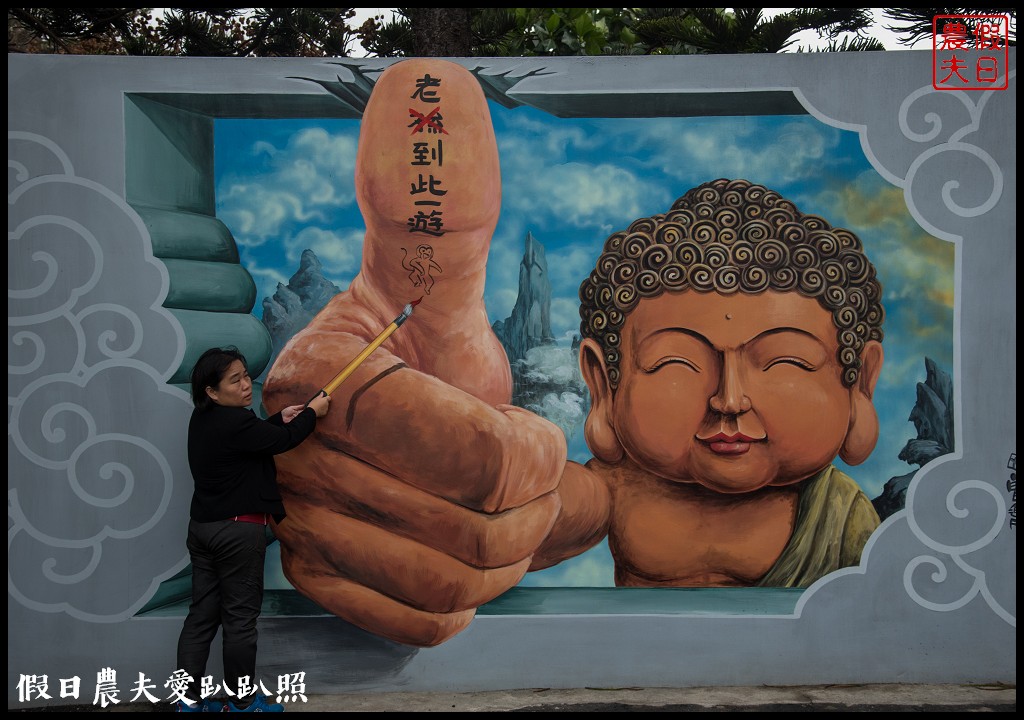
[8,132,193,622]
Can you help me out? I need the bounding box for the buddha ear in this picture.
[840,340,884,465]
[579,338,624,464]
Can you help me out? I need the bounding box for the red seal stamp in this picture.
[933,14,1010,90]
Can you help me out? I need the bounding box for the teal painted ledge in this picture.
[162,258,257,312]
[168,309,273,383]
[478,586,803,616]
[135,205,240,262]
[140,587,803,618]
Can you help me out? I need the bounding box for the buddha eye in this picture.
[646,356,701,373]
[763,356,816,371]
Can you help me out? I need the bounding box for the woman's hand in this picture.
[280,404,307,424]
[306,393,330,418]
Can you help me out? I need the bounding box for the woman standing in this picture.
[176,347,329,712]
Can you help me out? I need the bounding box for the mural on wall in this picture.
[8,51,1015,702]
[211,61,954,598]
[242,59,938,646]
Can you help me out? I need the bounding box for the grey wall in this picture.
[7,52,1015,707]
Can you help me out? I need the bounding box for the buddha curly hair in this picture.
[578,178,884,389]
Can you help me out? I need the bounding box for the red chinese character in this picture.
[976,56,1001,83]
[939,54,969,84]
[939,21,969,50]
[408,107,448,135]
[975,22,1005,49]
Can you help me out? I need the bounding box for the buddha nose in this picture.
[709,352,752,414]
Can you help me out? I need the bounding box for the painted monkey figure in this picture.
[401,245,442,294]
[264,59,882,649]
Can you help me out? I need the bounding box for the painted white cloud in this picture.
[219,183,322,244]
[218,127,359,244]
[498,134,671,231]
[291,127,359,174]
[285,226,363,279]
[701,123,826,185]
[527,391,587,440]
[542,162,659,226]
[521,345,580,386]
[494,115,841,240]
[276,129,359,208]
[500,111,598,157]
[610,116,838,191]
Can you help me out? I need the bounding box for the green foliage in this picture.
[881,7,1016,47]
[514,8,645,56]
[355,8,645,57]
[815,35,887,52]
[353,9,413,58]
[241,8,358,56]
[9,8,149,54]
[9,7,360,56]
[356,8,881,58]
[13,7,946,57]
[632,8,876,55]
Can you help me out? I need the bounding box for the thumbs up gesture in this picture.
[263,60,568,646]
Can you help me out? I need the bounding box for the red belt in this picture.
[233,513,269,525]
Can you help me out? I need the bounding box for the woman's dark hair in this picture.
[190,346,248,411]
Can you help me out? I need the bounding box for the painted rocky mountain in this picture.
[872,358,955,520]
[259,249,341,381]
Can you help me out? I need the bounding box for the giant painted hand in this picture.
[263,59,567,646]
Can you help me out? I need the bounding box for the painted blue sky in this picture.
[215,101,955,588]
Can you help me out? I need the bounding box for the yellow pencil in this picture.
[308,298,421,405]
